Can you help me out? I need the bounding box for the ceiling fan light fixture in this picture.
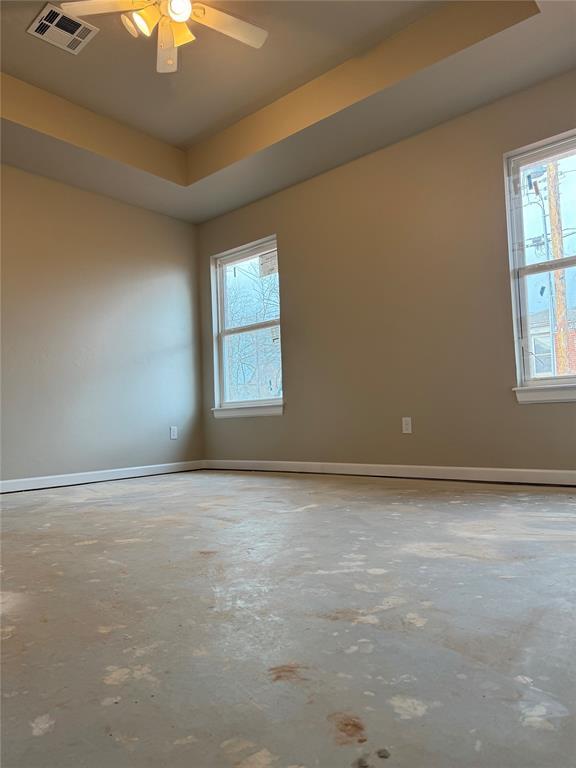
[54,0,268,74]
[171,21,195,47]
[167,0,191,23]
[121,12,139,37]
[132,3,161,36]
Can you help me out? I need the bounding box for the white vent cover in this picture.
[27,4,99,54]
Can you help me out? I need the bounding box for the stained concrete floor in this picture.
[1,471,576,768]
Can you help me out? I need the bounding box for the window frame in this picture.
[504,130,576,404]
[210,235,284,418]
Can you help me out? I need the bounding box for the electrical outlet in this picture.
[402,416,412,434]
[170,426,178,440]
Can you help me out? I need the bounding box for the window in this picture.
[211,236,283,417]
[505,131,576,403]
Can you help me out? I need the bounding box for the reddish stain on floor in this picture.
[327,712,367,745]
[268,663,309,682]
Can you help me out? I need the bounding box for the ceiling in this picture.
[0,0,432,146]
[1,1,575,222]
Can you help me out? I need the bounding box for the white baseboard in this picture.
[0,460,205,493]
[203,460,576,486]
[2,458,574,493]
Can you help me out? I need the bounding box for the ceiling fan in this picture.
[59,0,269,73]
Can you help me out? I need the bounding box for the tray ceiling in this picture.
[1,0,432,146]
[1,1,575,222]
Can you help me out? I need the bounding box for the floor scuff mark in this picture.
[234,747,277,768]
[30,714,55,736]
[220,737,256,755]
[103,665,158,685]
[388,696,431,720]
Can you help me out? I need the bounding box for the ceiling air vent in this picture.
[27,4,99,55]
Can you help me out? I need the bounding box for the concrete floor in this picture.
[1,471,575,768]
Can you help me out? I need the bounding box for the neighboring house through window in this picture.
[211,235,283,417]
[505,131,576,403]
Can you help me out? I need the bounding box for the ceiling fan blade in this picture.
[60,0,153,16]
[191,3,268,49]
[157,16,178,73]
[171,21,195,48]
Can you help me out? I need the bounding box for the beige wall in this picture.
[1,165,202,480]
[199,70,576,471]
[2,72,574,481]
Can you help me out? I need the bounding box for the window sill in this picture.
[212,401,284,419]
[514,383,576,404]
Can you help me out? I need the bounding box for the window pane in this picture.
[223,325,282,403]
[223,254,280,330]
[532,335,553,376]
[524,266,576,378]
[517,148,576,266]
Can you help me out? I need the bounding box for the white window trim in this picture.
[513,383,576,404]
[212,400,283,419]
[210,235,284,418]
[504,129,576,404]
